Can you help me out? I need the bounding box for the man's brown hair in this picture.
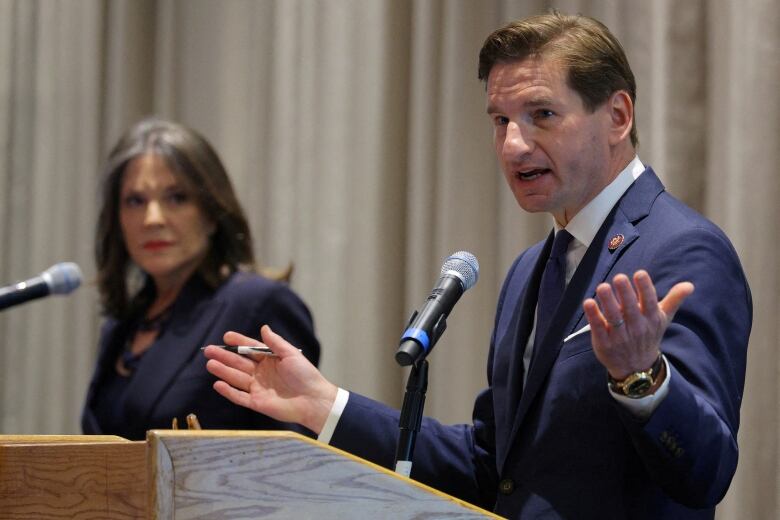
[478,11,638,146]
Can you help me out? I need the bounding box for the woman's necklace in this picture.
[115,304,175,377]
[137,305,174,332]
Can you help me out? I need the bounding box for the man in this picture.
[204,11,751,519]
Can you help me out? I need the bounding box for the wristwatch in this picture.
[608,355,664,398]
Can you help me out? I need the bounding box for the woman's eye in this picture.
[494,115,509,126]
[167,191,189,204]
[122,194,145,207]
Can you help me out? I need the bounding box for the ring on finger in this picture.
[609,318,625,329]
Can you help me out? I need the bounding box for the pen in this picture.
[201,345,301,357]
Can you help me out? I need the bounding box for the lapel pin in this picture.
[608,234,624,252]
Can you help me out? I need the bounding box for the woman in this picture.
[81,117,319,440]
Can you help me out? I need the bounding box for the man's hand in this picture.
[204,325,338,434]
[582,270,694,380]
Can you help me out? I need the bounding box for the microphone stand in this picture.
[394,359,428,477]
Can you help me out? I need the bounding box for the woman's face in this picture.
[119,153,215,291]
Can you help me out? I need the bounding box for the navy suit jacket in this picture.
[330,168,751,519]
[82,272,320,440]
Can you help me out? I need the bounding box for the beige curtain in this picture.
[0,0,776,516]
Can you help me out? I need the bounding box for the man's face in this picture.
[487,56,616,225]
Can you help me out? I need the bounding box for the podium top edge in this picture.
[145,429,309,440]
[0,434,135,444]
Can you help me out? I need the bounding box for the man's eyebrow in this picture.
[525,97,554,108]
[486,97,556,114]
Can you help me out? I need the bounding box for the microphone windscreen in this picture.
[441,251,479,290]
[42,262,83,295]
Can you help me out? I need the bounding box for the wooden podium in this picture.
[0,434,146,518]
[1,431,501,519]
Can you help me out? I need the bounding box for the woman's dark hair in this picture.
[478,10,639,147]
[96,117,258,318]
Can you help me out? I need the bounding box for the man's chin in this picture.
[514,194,553,215]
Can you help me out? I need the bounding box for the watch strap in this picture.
[608,354,664,398]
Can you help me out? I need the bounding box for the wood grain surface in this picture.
[0,436,146,519]
[148,430,501,519]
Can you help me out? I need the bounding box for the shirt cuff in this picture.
[316,387,350,444]
[609,355,671,420]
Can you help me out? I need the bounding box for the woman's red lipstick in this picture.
[143,240,173,251]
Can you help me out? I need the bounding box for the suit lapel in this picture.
[503,167,665,464]
[501,230,553,429]
[124,277,225,426]
[82,319,124,433]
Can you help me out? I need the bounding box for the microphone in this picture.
[0,262,83,312]
[395,251,479,366]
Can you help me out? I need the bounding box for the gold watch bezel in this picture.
[608,355,663,398]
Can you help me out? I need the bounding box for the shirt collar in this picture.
[556,155,645,247]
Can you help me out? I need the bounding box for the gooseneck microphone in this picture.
[0,262,83,312]
[395,251,479,366]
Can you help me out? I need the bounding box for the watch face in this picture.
[626,377,653,397]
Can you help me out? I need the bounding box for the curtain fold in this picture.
[0,0,776,516]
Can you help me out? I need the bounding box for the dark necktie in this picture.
[533,229,573,352]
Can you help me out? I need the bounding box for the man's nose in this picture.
[144,200,165,226]
[502,122,534,159]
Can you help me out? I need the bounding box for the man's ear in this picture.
[606,90,633,146]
